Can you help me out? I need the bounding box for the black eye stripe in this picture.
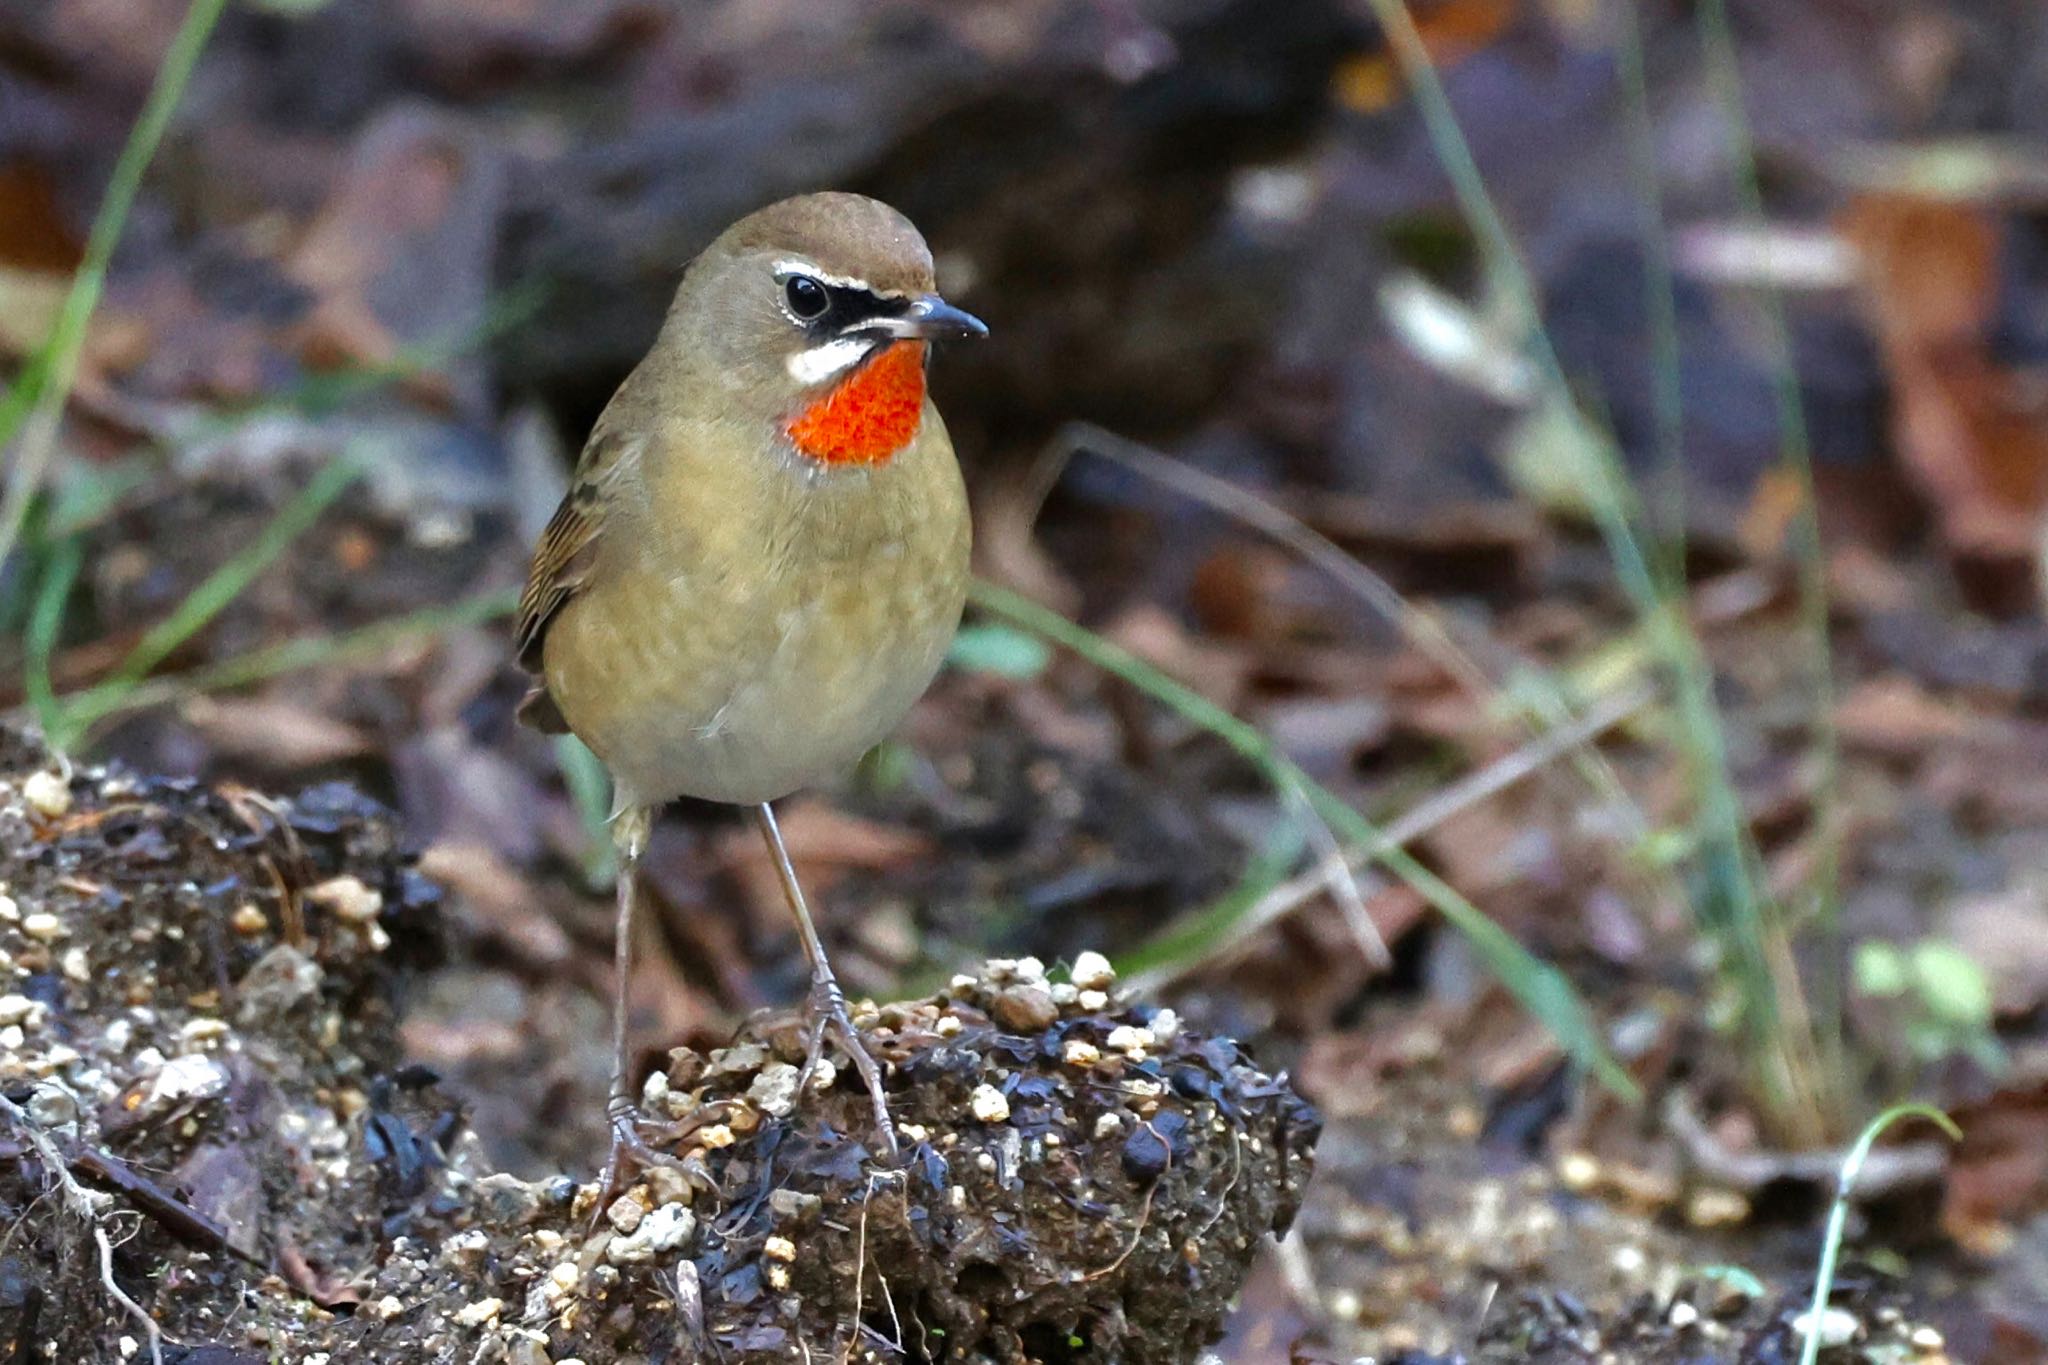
[782,275,913,338]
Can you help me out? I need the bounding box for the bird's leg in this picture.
[753,802,900,1161]
[593,805,687,1203]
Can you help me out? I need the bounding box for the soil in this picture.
[0,730,1315,1364]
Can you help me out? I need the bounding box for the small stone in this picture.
[935,1014,963,1037]
[1013,956,1047,983]
[0,893,16,922]
[1070,951,1116,991]
[806,1059,837,1092]
[1910,1326,1946,1352]
[370,1296,405,1321]
[748,1061,802,1118]
[1668,1301,1699,1329]
[440,1230,490,1267]
[1792,1307,1859,1349]
[1557,1151,1600,1191]
[949,973,979,994]
[230,904,269,936]
[119,1337,138,1359]
[0,995,39,1028]
[768,1188,821,1220]
[179,1017,230,1045]
[22,770,71,818]
[992,985,1057,1032]
[606,1203,696,1265]
[1685,1188,1750,1227]
[21,912,63,942]
[643,1165,696,1209]
[1148,1008,1180,1042]
[698,1122,735,1149]
[1076,989,1108,1012]
[453,1298,503,1328]
[1049,982,1078,1007]
[763,1235,797,1262]
[1105,1024,1154,1055]
[474,1173,543,1227]
[306,874,383,925]
[969,1084,1011,1124]
[1094,1112,1125,1138]
[59,947,88,982]
[606,1191,649,1235]
[1063,1040,1101,1067]
[897,1122,930,1143]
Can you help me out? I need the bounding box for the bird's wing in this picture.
[513,422,638,731]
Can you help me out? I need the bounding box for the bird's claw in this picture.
[798,975,901,1162]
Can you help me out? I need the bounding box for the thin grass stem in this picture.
[0,0,232,572]
[971,577,1637,1101]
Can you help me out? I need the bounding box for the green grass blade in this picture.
[56,460,363,740]
[0,0,232,570]
[1696,0,1848,1117]
[971,577,1638,1101]
[554,734,619,889]
[61,588,520,737]
[24,537,85,744]
[1797,1104,1960,1365]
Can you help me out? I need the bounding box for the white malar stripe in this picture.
[786,337,874,385]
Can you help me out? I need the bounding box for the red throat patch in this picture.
[785,340,927,465]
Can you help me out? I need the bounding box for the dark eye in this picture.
[784,275,829,320]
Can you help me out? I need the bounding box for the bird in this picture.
[513,191,984,1187]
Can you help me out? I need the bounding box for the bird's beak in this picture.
[891,294,989,342]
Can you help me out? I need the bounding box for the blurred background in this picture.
[5,0,2048,1358]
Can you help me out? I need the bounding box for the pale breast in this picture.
[544,407,970,809]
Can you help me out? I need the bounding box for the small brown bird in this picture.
[514,192,983,1181]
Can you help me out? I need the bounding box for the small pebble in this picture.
[606,1191,649,1235]
[898,1122,930,1143]
[606,1203,696,1265]
[453,1298,503,1328]
[307,874,383,925]
[1668,1301,1699,1329]
[0,995,38,1028]
[1105,1024,1154,1055]
[22,912,64,942]
[1792,1307,1859,1349]
[992,985,1057,1032]
[767,1262,791,1291]
[1910,1326,1946,1352]
[748,1061,802,1118]
[1063,1040,1102,1067]
[969,1083,1011,1123]
[935,1014,963,1037]
[230,904,269,937]
[643,1165,696,1208]
[60,947,88,983]
[1070,951,1116,991]
[22,770,71,818]
[0,893,17,922]
[1077,989,1108,1012]
[763,1235,797,1262]
[698,1123,735,1149]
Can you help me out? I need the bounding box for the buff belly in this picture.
[541,421,970,810]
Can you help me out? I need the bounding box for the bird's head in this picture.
[661,191,986,466]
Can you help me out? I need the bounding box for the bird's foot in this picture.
[799,975,901,1162]
[590,1094,723,1231]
